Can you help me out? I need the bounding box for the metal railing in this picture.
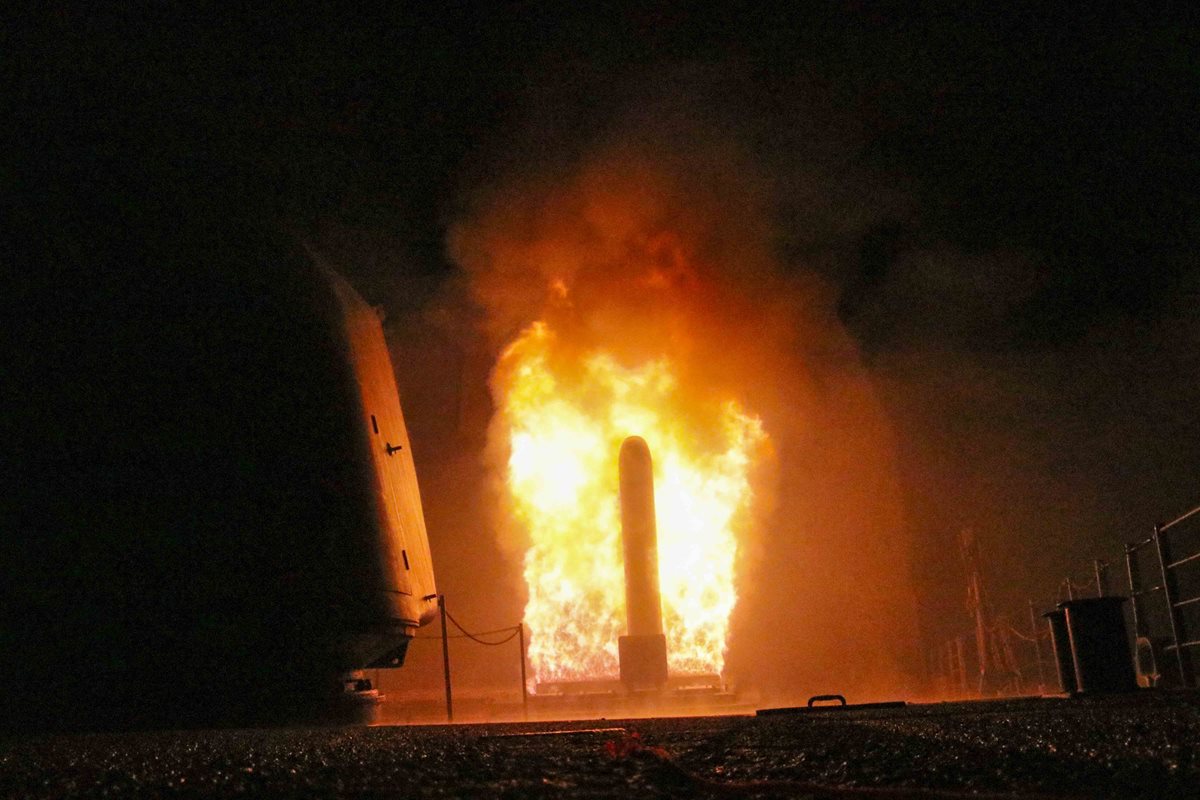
[1127,503,1200,687]
[928,500,1200,696]
[404,596,528,722]
[1059,559,1112,602]
[925,610,1049,699]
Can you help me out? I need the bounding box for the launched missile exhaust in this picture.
[617,436,669,690]
[497,320,766,697]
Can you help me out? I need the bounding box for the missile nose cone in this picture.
[619,435,651,469]
[619,437,655,540]
[621,435,649,452]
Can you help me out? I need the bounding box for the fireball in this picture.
[493,319,766,687]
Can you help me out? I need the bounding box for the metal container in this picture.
[1043,609,1077,694]
[1062,597,1137,693]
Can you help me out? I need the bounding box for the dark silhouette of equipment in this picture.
[4,220,437,730]
[1045,598,1137,694]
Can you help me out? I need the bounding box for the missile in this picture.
[619,436,664,637]
[618,435,668,689]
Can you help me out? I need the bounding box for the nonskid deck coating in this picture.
[1,692,1197,798]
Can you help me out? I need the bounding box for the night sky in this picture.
[8,3,1200,692]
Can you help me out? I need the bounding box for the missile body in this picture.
[618,436,668,689]
[619,436,664,636]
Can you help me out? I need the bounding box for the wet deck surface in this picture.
[2,693,1197,798]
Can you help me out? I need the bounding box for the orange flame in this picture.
[493,320,767,687]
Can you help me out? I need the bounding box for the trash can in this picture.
[1061,597,1137,693]
[1043,609,1077,694]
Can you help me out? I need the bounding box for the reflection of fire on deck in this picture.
[531,672,737,719]
[536,673,724,697]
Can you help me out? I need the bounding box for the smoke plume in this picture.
[442,67,921,701]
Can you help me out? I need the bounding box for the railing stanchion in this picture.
[1126,544,1145,639]
[1028,599,1047,693]
[518,623,529,720]
[1153,524,1193,686]
[439,594,454,722]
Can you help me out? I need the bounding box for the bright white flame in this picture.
[493,321,766,686]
